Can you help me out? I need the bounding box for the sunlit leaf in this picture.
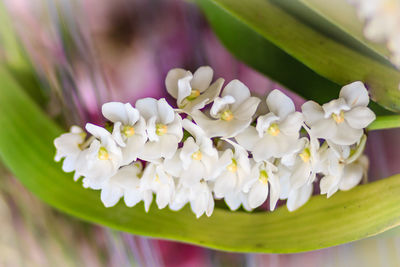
[197,0,400,112]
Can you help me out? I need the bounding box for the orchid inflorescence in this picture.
[54,66,376,218]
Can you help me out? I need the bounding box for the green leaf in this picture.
[367,115,400,131]
[1,68,400,253]
[197,0,400,112]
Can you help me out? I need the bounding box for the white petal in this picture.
[156,184,171,209]
[256,113,280,137]
[286,183,313,212]
[331,122,363,145]
[235,126,260,151]
[310,118,337,140]
[142,190,153,212]
[266,89,295,119]
[165,68,190,99]
[191,66,213,92]
[232,96,260,120]
[322,98,350,117]
[135,98,158,120]
[248,182,268,209]
[301,101,324,126]
[165,114,183,141]
[157,98,175,124]
[210,95,235,118]
[214,171,236,198]
[102,102,129,124]
[163,149,182,176]
[122,134,147,164]
[290,162,311,191]
[339,162,364,191]
[177,75,193,106]
[268,173,281,211]
[221,79,251,110]
[339,81,369,107]
[206,192,214,217]
[344,106,376,129]
[180,137,199,169]
[279,112,303,136]
[185,78,224,112]
[320,175,339,197]
[101,184,123,207]
[224,192,242,211]
[85,123,111,141]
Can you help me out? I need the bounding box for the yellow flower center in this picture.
[98,146,109,160]
[332,111,345,124]
[191,150,203,161]
[122,125,135,137]
[226,158,238,173]
[221,110,234,121]
[155,174,160,183]
[267,123,280,136]
[259,170,268,185]
[186,89,201,101]
[299,147,311,163]
[156,124,168,136]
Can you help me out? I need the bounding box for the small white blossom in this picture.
[191,80,260,138]
[236,89,303,161]
[140,163,175,209]
[54,125,86,175]
[243,160,280,210]
[212,142,251,202]
[100,162,153,212]
[165,66,224,113]
[102,102,147,165]
[302,81,375,145]
[77,123,123,189]
[136,98,183,160]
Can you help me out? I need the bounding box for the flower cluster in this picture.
[349,0,400,68]
[54,66,376,218]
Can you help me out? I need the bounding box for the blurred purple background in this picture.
[1,0,400,266]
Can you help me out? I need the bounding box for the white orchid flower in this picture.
[235,89,303,161]
[281,129,326,192]
[102,102,147,165]
[319,137,368,197]
[212,142,251,201]
[191,79,260,138]
[279,165,313,212]
[140,163,175,209]
[165,66,224,113]
[77,123,123,189]
[302,81,376,145]
[100,162,153,212]
[243,160,280,210]
[54,125,86,175]
[136,98,183,160]
[163,119,218,183]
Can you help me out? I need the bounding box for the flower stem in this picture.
[367,115,400,131]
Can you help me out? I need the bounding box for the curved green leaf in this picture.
[367,115,400,131]
[197,0,400,112]
[1,68,400,253]
[297,0,390,58]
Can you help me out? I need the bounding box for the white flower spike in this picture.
[54,67,376,218]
